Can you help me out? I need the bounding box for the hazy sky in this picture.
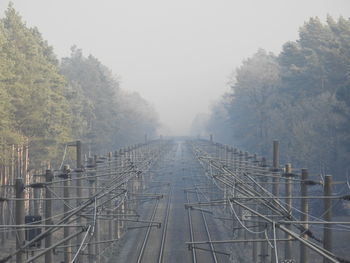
[1,0,349,135]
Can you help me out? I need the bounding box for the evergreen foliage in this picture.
[202,17,350,178]
[60,46,159,153]
[0,4,159,167]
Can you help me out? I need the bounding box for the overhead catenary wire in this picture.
[0,140,170,263]
[187,139,350,263]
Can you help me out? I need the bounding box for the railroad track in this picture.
[186,190,197,262]
[184,175,219,263]
[109,142,233,263]
[158,185,172,263]
[135,164,174,263]
[136,195,161,263]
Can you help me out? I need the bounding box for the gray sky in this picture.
[1,0,349,135]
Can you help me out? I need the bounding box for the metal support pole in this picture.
[252,157,258,262]
[94,157,100,263]
[33,175,40,216]
[300,168,309,263]
[244,151,249,244]
[45,170,53,263]
[114,151,120,239]
[284,163,292,260]
[238,151,243,239]
[273,140,279,169]
[233,148,238,172]
[271,140,280,263]
[75,140,83,263]
[63,165,72,263]
[15,178,25,263]
[87,157,95,263]
[119,150,124,236]
[108,152,113,241]
[323,175,333,263]
[272,140,280,197]
[88,184,94,263]
[260,157,268,263]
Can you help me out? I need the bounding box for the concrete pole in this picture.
[15,178,25,263]
[45,170,53,263]
[300,168,309,263]
[323,175,333,263]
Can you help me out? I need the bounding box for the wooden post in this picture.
[45,170,53,263]
[284,164,292,260]
[300,168,309,263]
[15,178,25,263]
[323,175,333,263]
[63,165,71,263]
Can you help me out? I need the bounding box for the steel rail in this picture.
[230,198,342,263]
[136,197,161,263]
[194,188,218,263]
[186,190,197,263]
[158,185,172,263]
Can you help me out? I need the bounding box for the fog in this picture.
[1,0,349,135]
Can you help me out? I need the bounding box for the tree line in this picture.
[0,4,159,169]
[192,16,350,179]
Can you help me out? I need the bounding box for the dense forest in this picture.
[192,16,350,179]
[0,5,159,169]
